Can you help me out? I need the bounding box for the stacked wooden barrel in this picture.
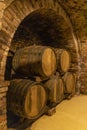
[43,73,64,107]
[7,79,47,119]
[12,46,56,79]
[55,48,76,98]
[7,45,76,119]
[55,49,71,74]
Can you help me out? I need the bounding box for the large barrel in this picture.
[7,79,47,119]
[55,49,71,73]
[12,46,57,78]
[43,73,64,107]
[62,72,75,95]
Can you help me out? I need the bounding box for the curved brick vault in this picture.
[0,0,87,129]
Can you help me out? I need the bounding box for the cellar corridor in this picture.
[0,0,87,130]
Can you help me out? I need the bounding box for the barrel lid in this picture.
[42,48,56,77]
[63,72,75,93]
[60,50,71,72]
[24,83,47,119]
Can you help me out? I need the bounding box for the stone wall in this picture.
[80,37,87,94]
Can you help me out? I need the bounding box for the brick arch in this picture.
[0,0,80,81]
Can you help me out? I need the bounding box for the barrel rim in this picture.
[60,50,71,72]
[24,80,47,119]
[54,48,71,73]
[41,47,57,77]
[63,72,76,94]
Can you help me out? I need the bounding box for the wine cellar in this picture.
[0,0,87,130]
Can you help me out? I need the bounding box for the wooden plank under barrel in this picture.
[12,45,57,79]
[54,48,71,74]
[7,79,47,119]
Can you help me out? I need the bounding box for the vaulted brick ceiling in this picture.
[4,0,87,38]
[58,0,87,37]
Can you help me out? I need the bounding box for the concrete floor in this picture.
[29,95,87,130]
[9,95,87,130]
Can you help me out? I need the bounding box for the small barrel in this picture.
[55,49,71,73]
[43,73,64,107]
[12,45,57,78]
[7,79,47,119]
[62,72,75,95]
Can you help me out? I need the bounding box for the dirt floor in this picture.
[9,95,87,130]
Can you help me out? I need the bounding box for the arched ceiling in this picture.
[4,0,87,38]
[58,0,87,38]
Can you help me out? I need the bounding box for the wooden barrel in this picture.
[62,72,75,95]
[43,73,64,107]
[12,45,57,78]
[7,79,47,119]
[55,49,71,73]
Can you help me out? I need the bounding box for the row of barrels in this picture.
[7,45,76,120]
[12,45,70,78]
[7,72,75,120]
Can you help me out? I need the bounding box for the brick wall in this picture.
[80,38,87,94]
[0,1,8,129]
